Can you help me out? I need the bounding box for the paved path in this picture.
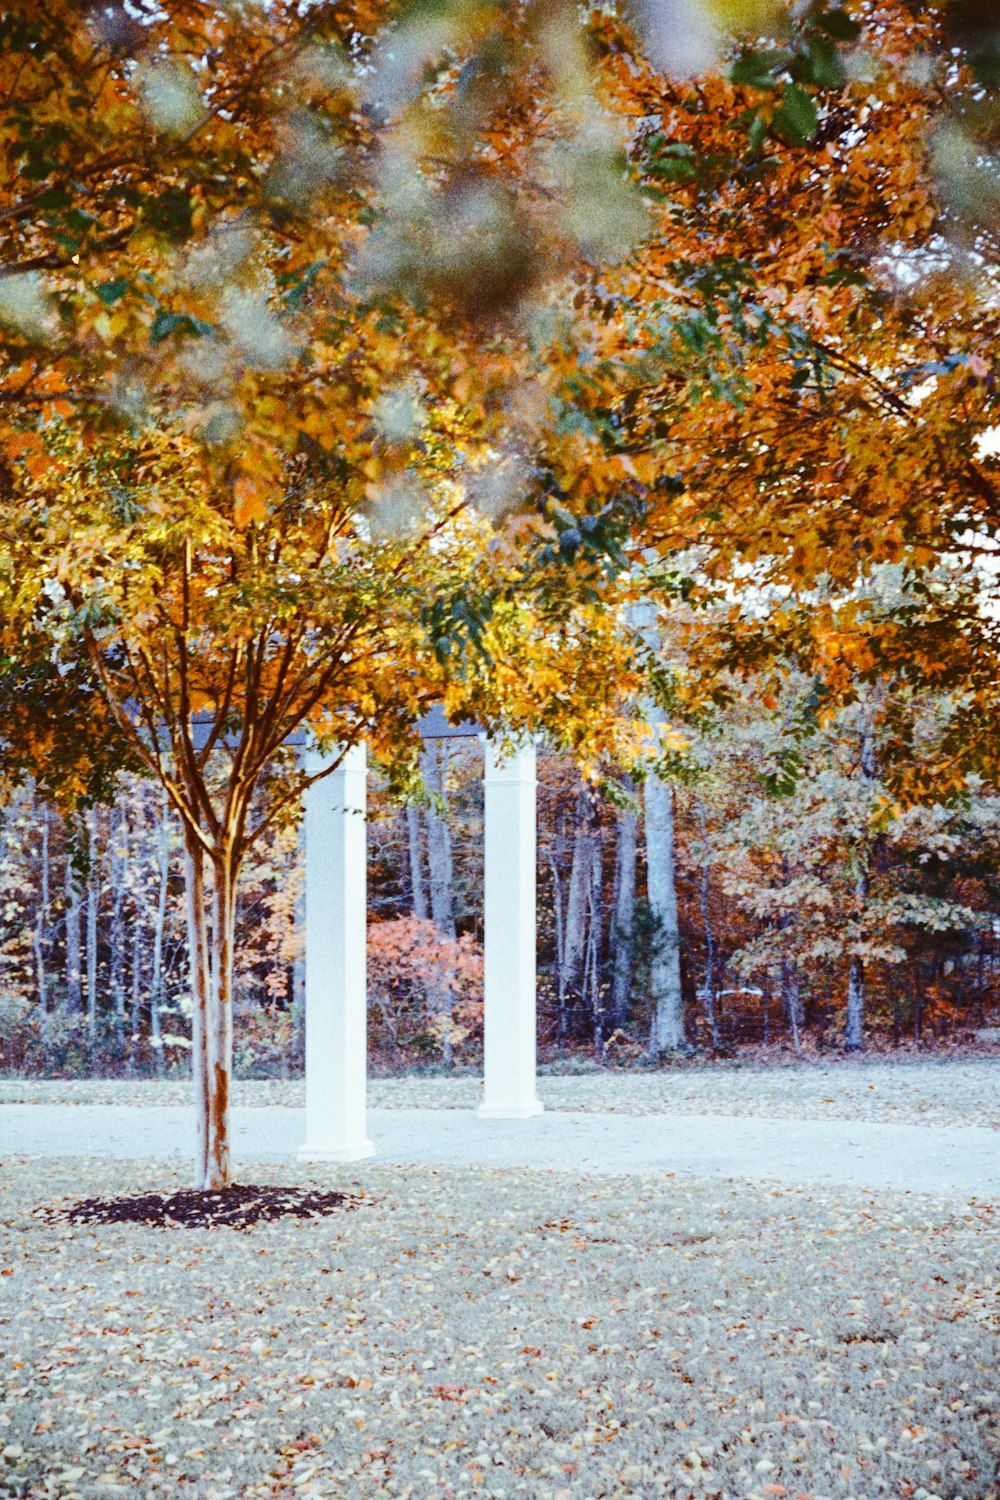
[3,1104,998,1198]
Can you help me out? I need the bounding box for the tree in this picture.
[0,0,657,1184]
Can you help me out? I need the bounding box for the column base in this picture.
[477,1102,544,1120]
[297,1140,376,1163]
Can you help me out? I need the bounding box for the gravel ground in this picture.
[2,1057,998,1128]
[1,1158,997,1500]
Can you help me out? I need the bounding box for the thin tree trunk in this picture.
[779,858,803,1054]
[85,808,99,1047]
[421,741,456,1066]
[844,729,876,1054]
[548,850,567,1046]
[406,801,429,921]
[845,952,866,1052]
[34,802,50,1013]
[562,788,593,1003]
[109,805,126,1052]
[644,767,684,1054]
[610,789,637,1029]
[205,850,236,1190]
[588,823,605,1054]
[64,834,83,1015]
[149,790,169,1074]
[696,801,721,1050]
[131,883,143,1047]
[185,834,211,1189]
[781,957,802,1054]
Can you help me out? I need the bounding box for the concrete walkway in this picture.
[3,1103,998,1198]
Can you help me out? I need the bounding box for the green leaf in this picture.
[729,48,790,89]
[771,85,819,146]
[648,157,697,183]
[815,7,862,43]
[97,278,129,307]
[746,110,768,156]
[142,185,194,242]
[802,35,845,89]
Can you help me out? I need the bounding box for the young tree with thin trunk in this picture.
[64,846,82,1017]
[644,757,685,1055]
[419,741,458,1066]
[609,787,637,1031]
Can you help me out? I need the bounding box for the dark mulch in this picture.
[41,1184,363,1231]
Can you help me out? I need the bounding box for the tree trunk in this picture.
[185,833,236,1192]
[562,788,593,1003]
[588,822,605,1053]
[185,836,211,1188]
[131,906,143,1044]
[781,957,802,1054]
[421,741,456,1065]
[34,802,50,1013]
[109,805,127,1052]
[779,858,803,1053]
[845,953,866,1053]
[423,743,456,939]
[85,808,99,1046]
[610,789,637,1029]
[149,790,169,1074]
[844,728,876,1054]
[406,801,429,921]
[208,852,236,1188]
[548,850,568,1046]
[64,836,83,1015]
[696,801,721,1050]
[644,767,684,1053]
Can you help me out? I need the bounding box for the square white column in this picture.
[478,739,543,1119]
[298,743,375,1162]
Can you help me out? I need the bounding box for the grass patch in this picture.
[1,1158,998,1499]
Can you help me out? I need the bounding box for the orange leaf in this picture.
[233,473,267,528]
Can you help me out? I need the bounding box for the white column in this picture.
[298,743,375,1162]
[478,739,543,1119]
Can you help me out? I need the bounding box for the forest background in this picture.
[2,0,1000,1088]
[3,678,999,1081]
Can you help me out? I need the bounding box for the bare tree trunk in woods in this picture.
[610,789,637,1029]
[548,850,567,1046]
[149,791,169,1075]
[845,951,866,1052]
[131,896,143,1047]
[844,729,876,1054]
[696,802,721,1050]
[34,802,50,1012]
[562,788,593,1005]
[587,823,605,1053]
[781,957,802,1054]
[406,801,429,921]
[778,859,803,1054]
[422,744,456,939]
[109,806,126,1051]
[421,742,457,1066]
[628,602,685,1054]
[64,837,83,1015]
[85,808,99,1047]
[644,766,685,1054]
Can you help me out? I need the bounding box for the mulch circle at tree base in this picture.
[41,1185,364,1231]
